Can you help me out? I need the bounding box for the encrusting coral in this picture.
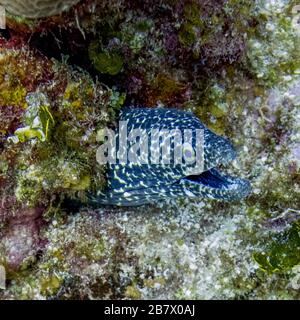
[0,39,125,273]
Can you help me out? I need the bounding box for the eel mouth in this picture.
[183,167,251,201]
[181,130,251,201]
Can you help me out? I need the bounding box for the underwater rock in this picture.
[2,0,252,107]
[0,0,81,18]
[1,206,44,272]
[0,42,122,208]
[0,41,123,274]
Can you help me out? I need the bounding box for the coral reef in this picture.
[3,0,254,106]
[0,41,124,272]
[0,0,299,299]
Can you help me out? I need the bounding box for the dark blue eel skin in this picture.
[90,108,251,206]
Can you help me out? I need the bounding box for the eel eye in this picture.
[183,142,196,164]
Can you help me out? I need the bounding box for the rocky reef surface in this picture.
[0,0,299,299]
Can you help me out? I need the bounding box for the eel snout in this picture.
[182,132,251,201]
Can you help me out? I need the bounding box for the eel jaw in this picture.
[181,130,251,201]
[182,167,251,201]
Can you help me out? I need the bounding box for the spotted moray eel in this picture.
[90,108,251,206]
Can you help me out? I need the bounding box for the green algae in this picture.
[254,221,300,273]
[89,41,124,75]
[178,23,198,48]
[0,86,28,109]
